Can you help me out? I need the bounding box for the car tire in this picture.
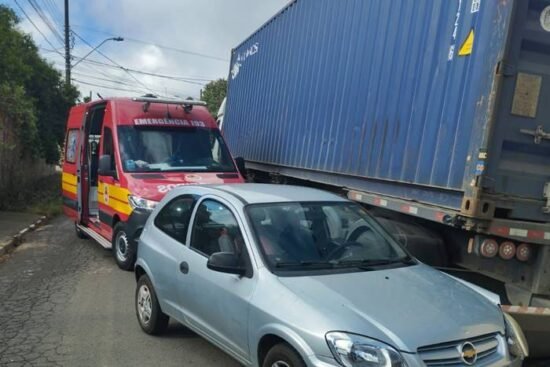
[113,222,135,271]
[75,223,88,239]
[262,343,306,367]
[135,274,169,335]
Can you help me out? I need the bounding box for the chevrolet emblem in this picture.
[460,342,478,365]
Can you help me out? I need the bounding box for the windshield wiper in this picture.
[332,256,416,269]
[275,261,333,269]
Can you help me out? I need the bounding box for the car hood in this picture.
[126,171,243,201]
[276,264,505,352]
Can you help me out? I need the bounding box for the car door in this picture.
[143,194,197,320]
[180,196,256,362]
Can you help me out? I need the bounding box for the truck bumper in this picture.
[125,208,152,245]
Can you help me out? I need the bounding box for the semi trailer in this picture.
[222,0,550,357]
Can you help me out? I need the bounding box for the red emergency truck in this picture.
[62,97,245,270]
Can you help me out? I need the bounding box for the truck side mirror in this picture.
[235,157,246,179]
[98,155,116,177]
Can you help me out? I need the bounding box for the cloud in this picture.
[13,0,290,101]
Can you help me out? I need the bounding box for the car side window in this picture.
[154,195,196,244]
[190,199,246,258]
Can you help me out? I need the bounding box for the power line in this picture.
[73,78,150,94]
[26,0,64,44]
[41,0,63,25]
[72,30,157,95]
[14,0,63,56]
[39,46,212,85]
[69,69,185,97]
[72,23,229,62]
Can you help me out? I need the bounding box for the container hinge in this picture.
[543,182,550,214]
[520,125,550,144]
[496,61,516,77]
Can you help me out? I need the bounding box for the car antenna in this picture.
[96,93,104,100]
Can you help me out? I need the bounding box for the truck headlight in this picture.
[504,313,529,359]
[128,195,158,211]
[326,332,406,367]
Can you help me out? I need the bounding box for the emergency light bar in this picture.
[132,97,207,112]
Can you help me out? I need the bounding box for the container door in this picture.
[488,0,550,216]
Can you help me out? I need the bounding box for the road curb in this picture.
[0,215,48,257]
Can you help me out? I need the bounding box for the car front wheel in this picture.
[135,274,169,335]
[113,222,135,270]
[262,343,306,367]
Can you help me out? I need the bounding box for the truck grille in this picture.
[417,333,501,366]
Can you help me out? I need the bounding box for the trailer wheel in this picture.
[113,222,136,271]
[75,223,88,239]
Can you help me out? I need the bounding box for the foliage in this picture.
[0,83,40,158]
[0,173,62,217]
[0,4,79,163]
[202,78,227,116]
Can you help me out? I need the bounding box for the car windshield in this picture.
[247,202,412,273]
[117,126,236,173]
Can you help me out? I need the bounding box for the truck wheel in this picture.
[135,274,169,335]
[262,343,306,367]
[113,222,135,271]
[75,223,88,239]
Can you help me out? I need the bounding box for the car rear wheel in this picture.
[113,222,135,271]
[135,274,169,335]
[263,343,306,367]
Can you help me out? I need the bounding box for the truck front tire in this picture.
[113,222,136,271]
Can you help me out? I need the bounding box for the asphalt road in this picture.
[1,216,548,367]
[0,217,240,367]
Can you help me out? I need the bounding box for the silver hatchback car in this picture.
[135,184,527,367]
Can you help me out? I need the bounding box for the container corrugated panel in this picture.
[223,0,533,213]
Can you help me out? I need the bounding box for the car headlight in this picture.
[504,313,529,359]
[326,332,406,367]
[128,195,158,211]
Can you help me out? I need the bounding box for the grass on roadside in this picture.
[1,173,63,217]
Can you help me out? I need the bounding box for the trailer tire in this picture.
[113,222,136,271]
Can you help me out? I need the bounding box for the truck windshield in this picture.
[247,202,413,274]
[117,126,237,173]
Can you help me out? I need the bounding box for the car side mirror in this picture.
[234,157,246,179]
[98,154,116,177]
[207,252,246,276]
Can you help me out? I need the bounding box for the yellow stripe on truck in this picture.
[98,182,132,216]
[62,172,77,194]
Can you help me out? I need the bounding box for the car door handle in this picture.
[179,261,189,274]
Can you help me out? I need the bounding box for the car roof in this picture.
[208,184,347,204]
[173,184,347,205]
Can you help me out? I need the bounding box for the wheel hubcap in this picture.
[271,362,291,367]
[137,284,152,325]
[116,231,129,262]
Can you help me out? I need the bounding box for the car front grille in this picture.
[417,333,502,366]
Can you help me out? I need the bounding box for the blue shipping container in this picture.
[224,0,550,224]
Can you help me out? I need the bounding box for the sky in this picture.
[4,0,289,102]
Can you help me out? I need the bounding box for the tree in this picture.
[0,5,78,164]
[201,79,227,116]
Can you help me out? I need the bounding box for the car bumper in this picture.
[306,354,524,367]
[125,208,152,243]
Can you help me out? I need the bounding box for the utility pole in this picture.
[64,0,70,88]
